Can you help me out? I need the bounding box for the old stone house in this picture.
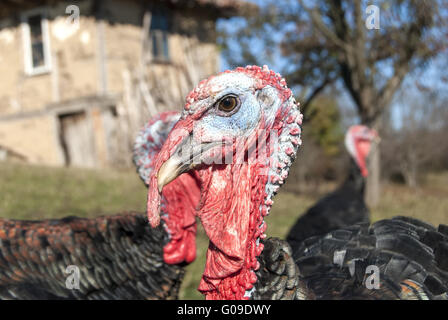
[0,0,249,167]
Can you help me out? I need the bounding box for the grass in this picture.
[0,162,447,299]
[0,162,147,219]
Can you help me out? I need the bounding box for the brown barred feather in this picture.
[0,213,184,300]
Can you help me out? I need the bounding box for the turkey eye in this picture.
[217,96,239,113]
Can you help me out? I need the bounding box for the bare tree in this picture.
[220,0,448,205]
[382,88,448,187]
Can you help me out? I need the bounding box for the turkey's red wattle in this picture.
[355,139,372,177]
[194,160,269,299]
[146,118,199,264]
[160,173,200,264]
[346,125,378,178]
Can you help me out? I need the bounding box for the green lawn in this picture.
[0,162,447,299]
[0,162,147,219]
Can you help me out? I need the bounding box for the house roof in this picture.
[0,0,256,20]
[167,0,255,16]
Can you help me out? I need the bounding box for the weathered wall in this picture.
[104,0,144,95]
[52,15,99,102]
[0,115,62,165]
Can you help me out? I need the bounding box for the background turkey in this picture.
[286,125,379,249]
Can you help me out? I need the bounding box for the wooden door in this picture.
[59,112,96,167]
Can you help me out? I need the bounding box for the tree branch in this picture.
[301,75,335,119]
[298,0,349,52]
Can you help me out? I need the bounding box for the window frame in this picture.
[21,8,52,76]
[145,6,171,63]
[151,29,169,62]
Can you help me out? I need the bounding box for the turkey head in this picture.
[344,125,380,177]
[147,66,303,299]
[133,111,201,265]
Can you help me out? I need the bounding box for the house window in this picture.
[22,10,51,75]
[150,8,170,61]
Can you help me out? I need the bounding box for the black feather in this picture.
[287,159,369,248]
[289,217,448,300]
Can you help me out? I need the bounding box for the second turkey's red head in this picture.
[344,125,380,177]
[146,65,302,299]
[133,112,200,265]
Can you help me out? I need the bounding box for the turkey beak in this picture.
[157,154,195,193]
[156,134,220,193]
